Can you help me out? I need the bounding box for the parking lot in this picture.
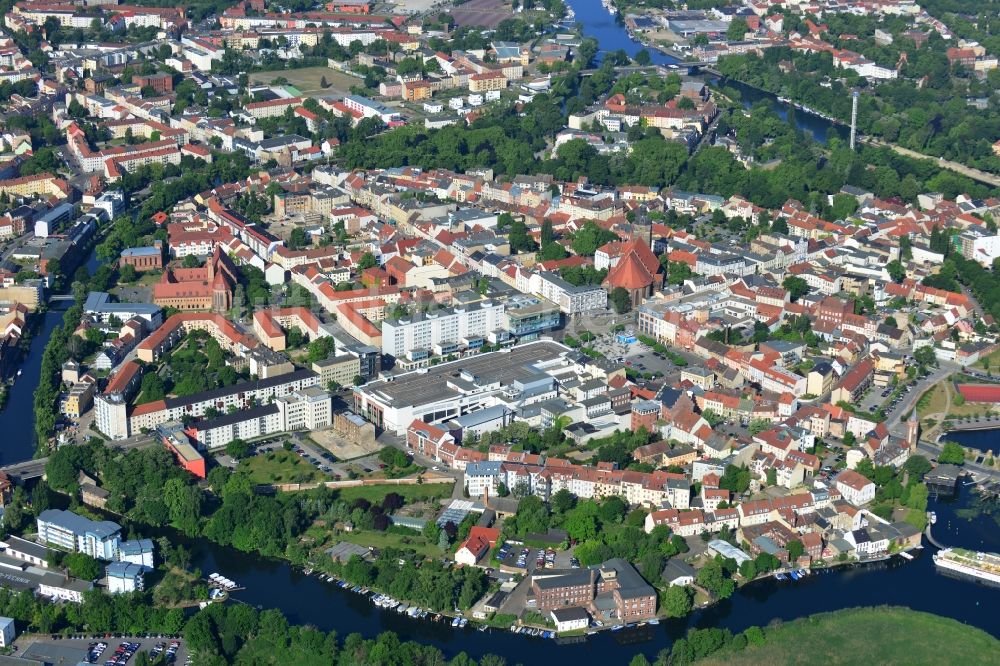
[15,636,189,666]
[496,542,578,573]
[249,436,386,481]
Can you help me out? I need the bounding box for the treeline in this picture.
[716,42,1000,174]
[336,550,488,613]
[682,105,992,209]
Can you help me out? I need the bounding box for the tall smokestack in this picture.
[850,91,859,150]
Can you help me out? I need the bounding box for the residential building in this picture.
[36,509,121,560]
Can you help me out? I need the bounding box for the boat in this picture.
[459,618,468,628]
[932,548,1000,584]
[610,625,624,632]
[478,625,488,632]
[797,569,809,577]
[930,512,938,524]
[899,551,914,561]
[303,568,313,575]
[16,369,21,377]
[451,617,461,627]
[647,619,660,626]
[775,572,787,581]
[789,571,800,581]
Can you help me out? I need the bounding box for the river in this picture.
[943,429,1000,456]
[2,7,996,658]
[564,0,849,144]
[154,483,998,664]
[0,246,101,465]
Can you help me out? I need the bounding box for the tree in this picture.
[771,217,789,234]
[662,584,693,618]
[938,441,966,465]
[903,455,932,480]
[634,49,652,66]
[358,252,377,270]
[610,287,632,314]
[572,221,617,256]
[225,438,252,460]
[182,255,201,268]
[139,373,166,403]
[726,17,749,41]
[766,467,777,486]
[550,488,575,513]
[748,418,771,436]
[508,219,537,254]
[914,346,937,367]
[289,227,308,250]
[119,264,138,283]
[63,552,101,580]
[786,539,804,563]
[782,276,809,301]
[696,559,732,599]
[886,260,906,283]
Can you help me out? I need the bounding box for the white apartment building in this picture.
[275,386,332,430]
[381,301,504,357]
[36,510,121,560]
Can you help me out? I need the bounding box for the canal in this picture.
[0,247,101,465]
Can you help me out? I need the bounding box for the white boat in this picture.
[933,548,1000,584]
[929,512,938,524]
[899,551,914,560]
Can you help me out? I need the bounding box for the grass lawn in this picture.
[335,529,438,557]
[334,482,454,505]
[698,607,999,665]
[249,67,360,97]
[240,450,323,485]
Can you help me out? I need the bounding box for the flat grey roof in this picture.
[359,341,567,408]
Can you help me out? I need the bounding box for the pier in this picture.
[924,521,947,550]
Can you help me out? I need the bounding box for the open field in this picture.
[241,450,324,484]
[249,67,360,98]
[449,0,510,28]
[333,481,454,504]
[335,528,439,556]
[309,429,382,459]
[698,607,1000,666]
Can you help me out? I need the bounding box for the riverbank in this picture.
[697,606,1000,665]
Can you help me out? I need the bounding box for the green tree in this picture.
[938,441,966,465]
[358,252,377,270]
[63,552,101,580]
[726,17,749,41]
[225,438,252,460]
[572,221,617,256]
[782,276,809,301]
[886,260,906,283]
[662,583,693,618]
[119,264,138,283]
[182,255,202,268]
[787,539,804,563]
[610,287,631,314]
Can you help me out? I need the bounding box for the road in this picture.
[862,138,1000,188]
[376,430,464,499]
[886,361,959,438]
[3,433,156,481]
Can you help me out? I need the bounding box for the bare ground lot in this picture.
[449,0,510,28]
[250,67,361,98]
[309,428,382,460]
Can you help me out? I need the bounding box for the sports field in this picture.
[249,67,360,98]
[450,0,510,28]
